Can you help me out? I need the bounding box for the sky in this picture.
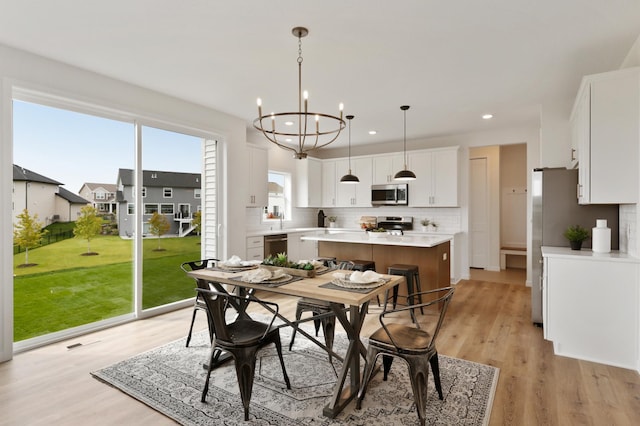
[12,100,203,194]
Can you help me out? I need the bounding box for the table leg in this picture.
[323,301,369,418]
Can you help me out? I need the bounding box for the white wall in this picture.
[0,43,247,362]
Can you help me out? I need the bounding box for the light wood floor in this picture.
[1,272,639,425]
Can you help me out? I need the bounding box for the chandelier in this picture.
[254,27,345,159]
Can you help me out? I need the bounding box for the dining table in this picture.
[187,265,405,418]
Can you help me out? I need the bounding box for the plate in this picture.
[261,273,293,283]
[331,277,386,289]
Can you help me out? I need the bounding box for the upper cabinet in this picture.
[408,147,459,207]
[321,160,337,207]
[372,154,405,184]
[335,157,372,207]
[295,157,322,208]
[247,145,268,207]
[571,68,639,204]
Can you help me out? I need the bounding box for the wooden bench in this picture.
[500,246,526,269]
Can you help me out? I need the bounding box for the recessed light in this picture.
[368,130,377,135]
[285,138,292,142]
[284,121,294,126]
[482,114,493,120]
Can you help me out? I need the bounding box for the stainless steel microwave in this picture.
[371,184,408,205]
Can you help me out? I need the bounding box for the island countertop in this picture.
[301,231,452,248]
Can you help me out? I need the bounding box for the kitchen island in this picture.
[301,232,451,298]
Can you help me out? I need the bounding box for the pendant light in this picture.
[340,115,359,183]
[394,105,417,180]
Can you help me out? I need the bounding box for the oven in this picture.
[264,234,288,258]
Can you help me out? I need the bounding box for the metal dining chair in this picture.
[356,286,455,426]
[288,260,355,360]
[180,259,219,346]
[196,287,291,421]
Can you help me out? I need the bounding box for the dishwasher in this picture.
[264,234,288,258]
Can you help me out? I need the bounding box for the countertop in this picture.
[248,227,457,238]
[541,246,640,263]
[300,231,452,248]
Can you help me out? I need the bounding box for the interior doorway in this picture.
[469,144,527,272]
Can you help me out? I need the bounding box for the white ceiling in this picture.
[0,1,639,149]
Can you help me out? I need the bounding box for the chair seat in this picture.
[370,324,432,351]
[225,320,274,346]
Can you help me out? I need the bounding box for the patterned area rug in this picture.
[92,327,499,425]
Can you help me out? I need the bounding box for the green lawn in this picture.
[13,235,202,342]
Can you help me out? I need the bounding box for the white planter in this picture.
[329,222,337,228]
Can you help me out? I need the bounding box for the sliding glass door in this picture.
[11,98,215,346]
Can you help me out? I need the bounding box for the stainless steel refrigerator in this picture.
[531,168,619,325]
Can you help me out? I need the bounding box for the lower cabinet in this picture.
[246,236,264,261]
[542,248,639,369]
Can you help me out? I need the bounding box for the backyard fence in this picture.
[13,230,74,255]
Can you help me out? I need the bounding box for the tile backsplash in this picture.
[247,206,462,234]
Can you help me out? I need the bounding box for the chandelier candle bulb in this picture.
[592,219,611,253]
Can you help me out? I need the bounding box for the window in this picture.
[128,203,134,215]
[194,188,201,199]
[144,203,159,214]
[95,191,106,200]
[160,203,174,214]
[265,171,291,221]
[163,187,172,198]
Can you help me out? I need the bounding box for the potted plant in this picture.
[420,219,438,232]
[563,225,590,250]
[328,216,337,228]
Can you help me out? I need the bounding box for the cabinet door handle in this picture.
[571,148,576,161]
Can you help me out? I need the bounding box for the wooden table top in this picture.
[187,268,405,306]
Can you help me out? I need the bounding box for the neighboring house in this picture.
[12,164,90,226]
[79,183,118,214]
[116,168,201,238]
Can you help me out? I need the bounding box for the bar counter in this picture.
[302,231,451,297]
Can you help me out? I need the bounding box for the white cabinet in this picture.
[247,146,268,207]
[295,157,322,207]
[335,157,372,207]
[408,147,459,207]
[287,231,318,261]
[372,154,405,184]
[571,68,639,204]
[321,160,337,207]
[542,247,639,369]
[246,236,264,261]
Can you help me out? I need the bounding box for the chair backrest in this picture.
[180,258,219,273]
[329,260,355,270]
[380,286,455,351]
[195,287,280,344]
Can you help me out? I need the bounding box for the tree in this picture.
[13,209,48,267]
[74,205,103,255]
[148,212,171,250]
[192,210,202,236]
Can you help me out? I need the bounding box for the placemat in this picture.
[229,274,304,288]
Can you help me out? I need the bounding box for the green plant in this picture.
[327,216,337,223]
[74,205,103,255]
[369,227,386,233]
[13,209,48,267]
[420,219,431,226]
[563,225,590,242]
[262,252,314,270]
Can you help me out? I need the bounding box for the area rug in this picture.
[92,327,499,425]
